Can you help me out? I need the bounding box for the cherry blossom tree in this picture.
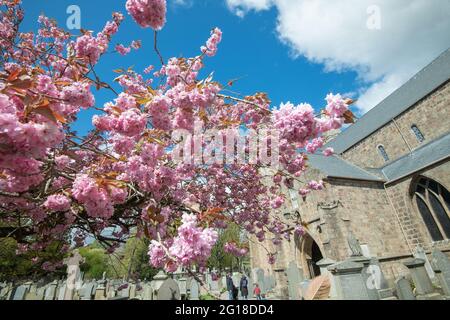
[0,0,354,274]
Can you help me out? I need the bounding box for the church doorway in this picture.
[296,233,324,279]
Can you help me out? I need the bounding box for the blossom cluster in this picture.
[148,214,218,271]
[126,0,167,30]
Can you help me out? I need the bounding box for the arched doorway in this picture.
[296,232,324,279]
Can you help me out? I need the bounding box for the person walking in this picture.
[253,283,262,300]
[226,273,234,300]
[239,275,249,300]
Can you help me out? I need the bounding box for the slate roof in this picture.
[381,132,450,183]
[308,153,384,182]
[326,48,450,154]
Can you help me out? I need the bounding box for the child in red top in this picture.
[254,283,261,300]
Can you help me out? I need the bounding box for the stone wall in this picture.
[384,160,450,252]
[250,168,413,281]
[341,80,450,168]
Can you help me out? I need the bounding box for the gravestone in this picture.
[255,268,266,294]
[57,284,67,300]
[286,261,303,300]
[328,260,370,300]
[178,278,187,299]
[247,276,254,299]
[36,286,46,300]
[210,279,219,292]
[414,245,435,279]
[157,278,180,300]
[221,276,227,290]
[395,277,415,300]
[264,275,273,293]
[63,250,84,300]
[349,254,378,300]
[432,267,450,297]
[118,283,131,298]
[142,283,153,300]
[13,285,29,300]
[95,277,107,300]
[190,280,200,300]
[150,271,169,299]
[129,281,137,299]
[80,282,96,300]
[205,273,212,290]
[404,258,434,296]
[44,281,58,300]
[232,273,241,288]
[431,249,450,296]
[24,284,37,300]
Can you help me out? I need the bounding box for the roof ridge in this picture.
[326,47,450,153]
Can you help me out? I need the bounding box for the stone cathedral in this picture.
[249,48,450,296]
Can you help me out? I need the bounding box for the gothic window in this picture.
[411,124,425,143]
[413,177,450,241]
[377,145,389,162]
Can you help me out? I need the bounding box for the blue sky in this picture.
[20,0,450,136]
[19,0,357,136]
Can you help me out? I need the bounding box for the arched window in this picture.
[411,124,425,143]
[377,145,389,162]
[413,177,450,241]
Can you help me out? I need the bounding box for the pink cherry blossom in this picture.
[44,194,71,212]
[126,0,167,30]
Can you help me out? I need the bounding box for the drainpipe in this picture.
[383,184,414,254]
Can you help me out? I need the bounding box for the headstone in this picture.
[205,273,212,290]
[255,268,266,294]
[210,279,219,292]
[80,282,96,300]
[118,283,130,298]
[44,281,58,300]
[36,286,46,300]
[63,250,84,300]
[286,261,303,300]
[395,277,416,300]
[157,278,180,300]
[232,272,241,288]
[142,283,153,300]
[349,255,378,300]
[404,258,434,296]
[129,281,137,299]
[95,279,107,300]
[431,249,450,296]
[328,260,370,300]
[23,282,36,300]
[57,284,67,300]
[247,276,254,299]
[432,267,450,297]
[221,276,227,289]
[12,285,28,300]
[414,245,435,279]
[150,271,169,299]
[190,280,200,300]
[178,278,187,298]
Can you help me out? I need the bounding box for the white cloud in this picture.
[226,0,273,12]
[172,0,193,7]
[225,0,450,113]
